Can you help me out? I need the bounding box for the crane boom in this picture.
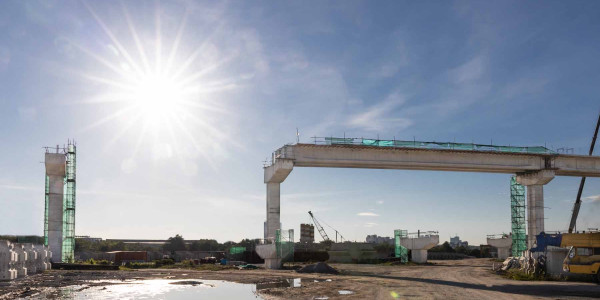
[308,211,330,241]
[568,111,600,233]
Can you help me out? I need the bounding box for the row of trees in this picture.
[75,235,259,253]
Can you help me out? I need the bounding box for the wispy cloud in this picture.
[357,212,379,217]
[584,195,600,204]
[376,200,384,205]
[345,92,412,131]
[0,184,37,191]
[364,222,378,227]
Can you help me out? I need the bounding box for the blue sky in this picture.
[0,0,599,245]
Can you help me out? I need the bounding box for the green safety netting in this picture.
[62,144,76,263]
[44,144,76,263]
[323,137,556,154]
[394,230,408,263]
[275,229,295,261]
[229,247,246,255]
[510,176,527,257]
[44,175,49,247]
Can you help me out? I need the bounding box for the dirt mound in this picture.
[296,262,339,274]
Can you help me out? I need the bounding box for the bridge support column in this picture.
[516,170,554,250]
[265,183,281,240]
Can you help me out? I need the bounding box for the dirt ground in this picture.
[1,259,599,299]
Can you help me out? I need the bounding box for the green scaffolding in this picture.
[394,230,408,263]
[44,175,49,246]
[275,229,294,262]
[62,143,76,263]
[323,137,556,154]
[510,176,527,257]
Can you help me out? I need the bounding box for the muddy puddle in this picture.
[31,279,263,299]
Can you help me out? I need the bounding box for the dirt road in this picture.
[1,259,598,299]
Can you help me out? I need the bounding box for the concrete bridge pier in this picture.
[258,160,294,269]
[487,236,512,259]
[400,234,439,263]
[516,170,555,250]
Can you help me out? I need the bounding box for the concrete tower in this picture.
[44,142,76,262]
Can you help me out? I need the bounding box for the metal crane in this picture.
[568,111,600,233]
[308,211,345,243]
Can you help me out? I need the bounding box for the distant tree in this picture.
[469,249,481,257]
[164,234,187,252]
[189,239,220,251]
[238,239,258,250]
[455,246,468,254]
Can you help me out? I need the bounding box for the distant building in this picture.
[300,224,315,243]
[449,236,468,248]
[366,235,394,245]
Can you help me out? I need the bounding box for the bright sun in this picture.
[131,73,184,124]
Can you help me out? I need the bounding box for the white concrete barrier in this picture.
[13,243,28,278]
[19,243,38,274]
[0,241,17,281]
[34,244,51,272]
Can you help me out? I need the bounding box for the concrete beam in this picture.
[270,144,600,177]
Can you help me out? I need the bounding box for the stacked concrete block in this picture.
[20,243,37,274]
[0,241,18,280]
[12,243,28,278]
[34,244,51,272]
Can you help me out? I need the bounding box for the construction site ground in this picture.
[1,258,599,299]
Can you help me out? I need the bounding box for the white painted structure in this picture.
[487,236,513,260]
[400,235,439,263]
[45,153,66,262]
[263,144,600,268]
[0,241,17,281]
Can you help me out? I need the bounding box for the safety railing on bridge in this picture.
[404,231,439,238]
[311,137,557,155]
[487,233,511,239]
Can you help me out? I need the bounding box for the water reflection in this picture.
[39,279,263,299]
[255,278,301,290]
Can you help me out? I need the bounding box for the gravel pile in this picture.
[296,262,339,274]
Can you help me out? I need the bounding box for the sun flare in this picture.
[131,73,184,124]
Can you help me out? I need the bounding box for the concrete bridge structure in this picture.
[262,142,600,266]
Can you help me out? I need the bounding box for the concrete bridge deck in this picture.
[267,144,600,177]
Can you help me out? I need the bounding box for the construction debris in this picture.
[297,262,339,274]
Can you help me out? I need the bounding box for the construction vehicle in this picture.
[308,211,345,243]
[561,232,600,283]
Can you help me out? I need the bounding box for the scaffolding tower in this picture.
[510,176,526,257]
[43,141,76,263]
[394,229,408,263]
[63,142,76,262]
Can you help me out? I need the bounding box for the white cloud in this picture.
[345,92,412,131]
[450,56,485,84]
[357,212,379,217]
[376,200,384,205]
[584,195,600,204]
[364,222,378,228]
